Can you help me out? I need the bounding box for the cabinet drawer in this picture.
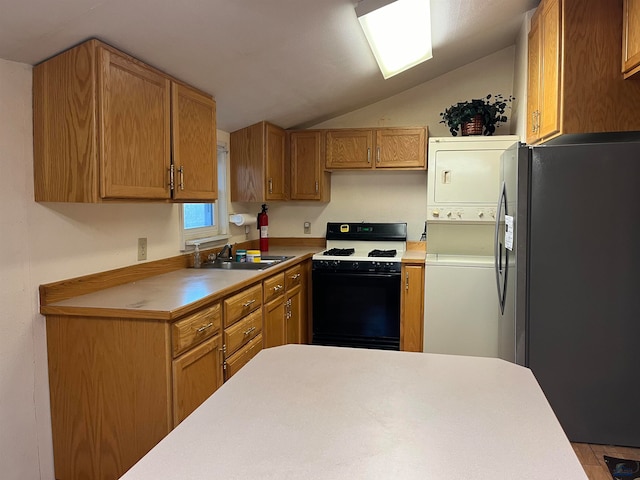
[224,334,263,380]
[172,303,221,357]
[224,309,262,357]
[285,265,303,290]
[224,284,263,327]
[263,273,285,303]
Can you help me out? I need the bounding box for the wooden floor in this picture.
[572,442,640,479]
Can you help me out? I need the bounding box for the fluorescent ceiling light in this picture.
[356,0,432,79]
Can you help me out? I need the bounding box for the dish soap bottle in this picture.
[193,243,202,268]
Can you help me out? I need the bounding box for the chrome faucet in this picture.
[215,243,233,261]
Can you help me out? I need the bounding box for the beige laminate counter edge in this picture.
[40,248,319,320]
[41,248,425,321]
[401,250,426,263]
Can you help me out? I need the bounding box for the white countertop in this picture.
[119,345,586,480]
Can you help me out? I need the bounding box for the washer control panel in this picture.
[428,205,497,223]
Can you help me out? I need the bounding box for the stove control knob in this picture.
[351,262,359,270]
[331,261,339,269]
[432,210,440,217]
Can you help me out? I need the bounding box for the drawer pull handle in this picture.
[242,299,256,308]
[196,322,214,333]
[290,273,301,280]
[243,326,257,336]
[273,284,283,292]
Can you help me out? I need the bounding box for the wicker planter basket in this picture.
[461,114,484,136]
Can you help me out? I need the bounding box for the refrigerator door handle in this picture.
[495,181,507,314]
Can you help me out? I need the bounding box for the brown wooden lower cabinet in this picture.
[46,314,174,480]
[263,263,307,348]
[401,262,425,352]
[46,299,226,480]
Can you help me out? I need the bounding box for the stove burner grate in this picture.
[368,249,397,258]
[323,248,355,257]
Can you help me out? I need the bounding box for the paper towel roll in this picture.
[229,213,257,227]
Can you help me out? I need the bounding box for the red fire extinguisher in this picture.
[257,204,269,252]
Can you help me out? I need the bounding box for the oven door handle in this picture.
[312,271,400,279]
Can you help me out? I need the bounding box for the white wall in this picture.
[512,9,536,139]
[0,57,246,479]
[268,46,517,242]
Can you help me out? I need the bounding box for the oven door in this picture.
[312,269,401,350]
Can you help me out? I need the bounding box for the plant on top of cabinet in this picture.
[230,121,287,202]
[325,127,426,170]
[33,39,217,203]
[439,94,514,136]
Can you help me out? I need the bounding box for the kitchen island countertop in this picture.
[119,344,587,480]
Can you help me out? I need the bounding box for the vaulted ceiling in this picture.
[0,0,539,132]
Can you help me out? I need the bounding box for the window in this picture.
[180,144,229,249]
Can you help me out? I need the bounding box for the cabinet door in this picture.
[285,285,302,344]
[172,334,223,426]
[326,129,373,169]
[375,128,426,169]
[98,47,172,199]
[623,0,640,78]
[526,13,542,144]
[290,130,328,200]
[263,297,285,348]
[538,0,561,140]
[401,264,424,352]
[265,123,288,200]
[172,83,218,201]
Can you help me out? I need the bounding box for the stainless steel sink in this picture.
[199,255,294,270]
[200,261,270,270]
[260,255,295,262]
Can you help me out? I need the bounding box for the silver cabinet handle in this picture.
[168,164,175,190]
[315,181,319,194]
[178,166,185,190]
[243,326,257,336]
[367,148,371,163]
[268,178,273,194]
[196,322,214,333]
[405,272,409,291]
[290,273,301,280]
[273,284,283,292]
[242,299,256,308]
[376,146,380,163]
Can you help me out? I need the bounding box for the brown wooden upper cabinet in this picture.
[526,0,560,144]
[526,0,640,145]
[623,0,640,78]
[325,127,426,170]
[289,130,331,202]
[230,121,287,202]
[33,39,217,203]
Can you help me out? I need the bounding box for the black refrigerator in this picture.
[497,133,640,448]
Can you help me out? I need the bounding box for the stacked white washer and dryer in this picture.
[424,136,519,359]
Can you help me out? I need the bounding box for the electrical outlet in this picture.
[304,222,311,235]
[137,237,147,261]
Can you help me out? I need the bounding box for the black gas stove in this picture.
[312,222,407,351]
